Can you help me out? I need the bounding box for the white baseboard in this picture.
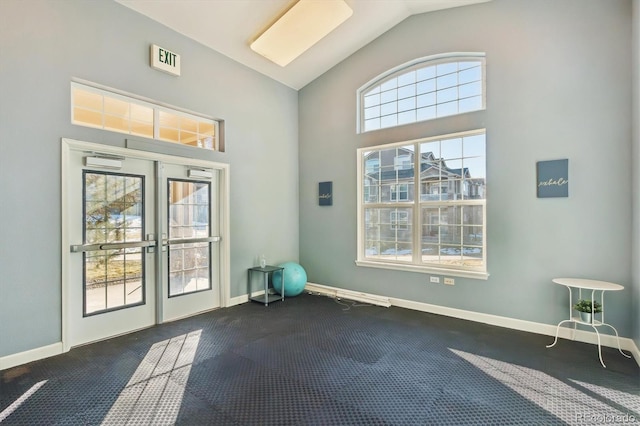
[4,286,638,370]
[336,291,390,307]
[2,295,253,370]
[229,289,277,307]
[308,282,393,306]
[0,343,63,371]
[228,294,249,306]
[631,340,640,366]
[306,282,640,367]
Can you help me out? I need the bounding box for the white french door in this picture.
[66,150,156,348]
[63,139,227,350]
[160,163,221,322]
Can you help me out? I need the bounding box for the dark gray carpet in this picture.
[1,293,638,425]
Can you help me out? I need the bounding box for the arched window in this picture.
[357,53,485,133]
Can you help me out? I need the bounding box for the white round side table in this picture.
[546,278,631,368]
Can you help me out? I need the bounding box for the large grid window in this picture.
[357,130,487,279]
[358,53,485,133]
[72,82,220,151]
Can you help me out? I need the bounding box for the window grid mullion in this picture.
[153,109,160,139]
[101,94,106,130]
[413,142,421,264]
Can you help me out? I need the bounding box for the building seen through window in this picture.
[359,131,486,276]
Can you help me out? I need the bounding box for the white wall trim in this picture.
[0,343,63,371]
[306,282,392,307]
[306,282,640,366]
[631,339,640,367]
[3,293,249,369]
[229,291,277,307]
[229,290,284,307]
[229,294,249,306]
[5,284,637,371]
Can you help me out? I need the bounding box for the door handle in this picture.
[70,239,157,253]
[162,236,221,246]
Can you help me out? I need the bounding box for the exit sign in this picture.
[150,44,181,76]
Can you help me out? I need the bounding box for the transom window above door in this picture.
[357,53,486,133]
[71,81,222,151]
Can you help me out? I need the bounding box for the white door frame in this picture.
[61,138,231,352]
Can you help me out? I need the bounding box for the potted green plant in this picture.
[573,299,602,323]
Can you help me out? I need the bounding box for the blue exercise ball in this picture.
[272,262,307,297]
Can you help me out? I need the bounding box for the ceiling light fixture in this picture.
[250,0,353,67]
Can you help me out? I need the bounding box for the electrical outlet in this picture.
[430,276,440,283]
[444,277,455,285]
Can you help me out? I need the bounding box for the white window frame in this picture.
[356,52,486,134]
[356,129,488,280]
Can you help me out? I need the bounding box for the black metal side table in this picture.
[248,265,285,306]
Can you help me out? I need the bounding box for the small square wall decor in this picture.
[537,159,568,198]
[319,181,333,206]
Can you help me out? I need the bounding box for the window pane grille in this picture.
[364,207,413,261]
[364,145,415,204]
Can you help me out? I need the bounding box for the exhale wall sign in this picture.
[150,44,181,76]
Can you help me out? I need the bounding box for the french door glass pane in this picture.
[168,179,211,297]
[83,171,145,315]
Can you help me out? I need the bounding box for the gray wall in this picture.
[0,0,299,357]
[0,0,636,361]
[633,0,640,350]
[299,0,635,337]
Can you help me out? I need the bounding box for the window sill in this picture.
[355,259,489,280]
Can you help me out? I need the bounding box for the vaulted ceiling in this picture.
[115,0,490,90]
